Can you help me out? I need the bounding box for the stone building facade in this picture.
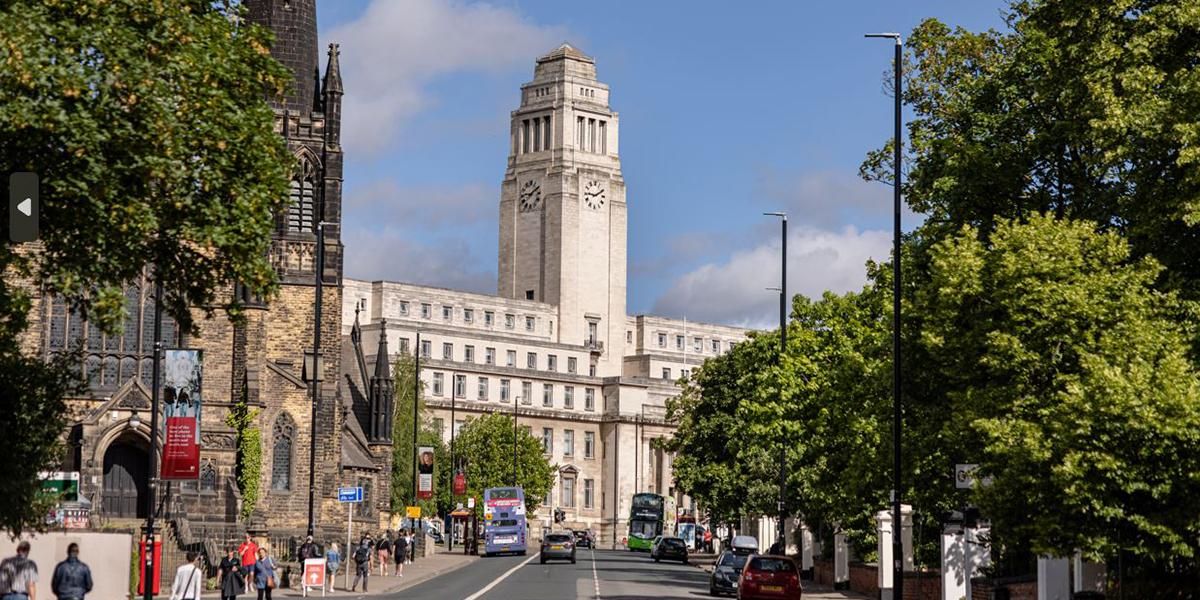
[346,45,750,545]
[33,0,394,538]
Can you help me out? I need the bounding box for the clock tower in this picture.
[498,44,627,375]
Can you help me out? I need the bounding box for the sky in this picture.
[314,0,1011,328]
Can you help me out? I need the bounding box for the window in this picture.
[527,352,537,369]
[588,321,598,345]
[658,333,666,348]
[485,311,494,327]
[682,369,691,379]
[562,476,576,508]
[454,419,465,437]
[584,479,594,508]
[505,314,515,329]
[542,428,553,453]
[585,388,595,412]
[200,462,217,493]
[271,413,295,491]
[567,357,577,374]
[533,115,541,151]
[464,309,474,323]
[676,335,684,350]
[500,379,510,402]
[522,119,530,153]
[627,330,633,344]
[522,381,533,405]
[432,373,444,396]
[442,343,453,360]
[454,374,466,398]
[485,347,495,365]
[420,340,431,358]
[359,477,373,517]
[563,430,574,456]
[588,118,596,152]
[478,377,488,400]
[525,316,535,331]
[564,386,575,409]
[398,338,410,355]
[286,168,316,233]
[525,290,535,300]
[576,116,585,148]
[584,431,595,458]
[442,306,453,321]
[542,383,553,407]
[399,301,409,316]
[548,355,557,372]
[662,368,672,380]
[507,350,517,367]
[421,303,432,319]
[464,345,475,363]
[694,337,703,352]
[589,365,596,376]
[543,116,551,151]
[599,120,607,154]
[712,339,721,353]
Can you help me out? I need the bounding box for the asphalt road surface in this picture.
[387,548,713,600]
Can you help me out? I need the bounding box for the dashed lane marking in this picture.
[462,552,539,600]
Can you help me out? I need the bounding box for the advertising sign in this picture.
[302,558,326,589]
[417,446,434,499]
[453,471,466,496]
[161,349,203,479]
[406,506,421,519]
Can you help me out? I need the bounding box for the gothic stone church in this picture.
[26,0,393,536]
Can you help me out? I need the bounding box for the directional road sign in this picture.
[338,487,363,503]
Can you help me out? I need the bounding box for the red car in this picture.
[737,555,802,600]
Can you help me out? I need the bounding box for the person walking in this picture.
[0,541,39,600]
[50,543,92,600]
[237,533,259,591]
[168,552,202,600]
[298,535,319,562]
[218,546,244,600]
[376,532,391,577]
[406,529,415,563]
[349,536,372,592]
[252,548,277,600]
[392,531,407,577]
[324,542,341,593]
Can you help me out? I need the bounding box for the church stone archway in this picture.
[102,433,149,518]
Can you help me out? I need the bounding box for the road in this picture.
[387,548,714,600]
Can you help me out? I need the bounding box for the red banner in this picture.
[161,349,202,480]
[453,471,466,496]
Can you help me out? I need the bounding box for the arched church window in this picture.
[271,413,296,491]
[287,157,317,233]
[200,462,217,493]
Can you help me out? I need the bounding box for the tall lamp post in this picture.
[865,31,904,600]
[141,279,163,600]
[764,211,787,548]
[411,331,421,564]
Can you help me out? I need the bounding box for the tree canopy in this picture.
[450,413,555,515]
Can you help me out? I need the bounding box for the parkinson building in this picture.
[346,44,749,543]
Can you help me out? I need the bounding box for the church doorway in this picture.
[102,434,148,518]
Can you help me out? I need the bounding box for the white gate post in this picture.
[877,509,895,600]
[1037,556,1071,600]
[834,530,850,590]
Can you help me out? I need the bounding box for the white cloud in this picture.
[342,226,496,294]
[651,226,892,328]
[344,179,495,228]
[327,0,570,156]
[755,168,920,231]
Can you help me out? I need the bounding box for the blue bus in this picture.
[483,487,527,556]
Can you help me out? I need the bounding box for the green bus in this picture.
[627,493,664,551]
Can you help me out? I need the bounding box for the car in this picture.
[710,550,751,596]
[730,535,759,555]
[572,530,594,549]
[651,536,689,564]
[737,555,802,600]
[540,532,576,564]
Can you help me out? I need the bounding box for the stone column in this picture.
[877,504,914,600]
[834,530,850,590]
[1037,556,1071,600]
[1072,552,1106,593]
[941,524,967,600]
[800,523,814,577]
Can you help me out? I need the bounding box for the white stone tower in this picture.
[498,44,627,376]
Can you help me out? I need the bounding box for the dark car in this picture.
[572,530,594,549]
[540,533,576,564]
[710,550,751,596]
[651,536,689,564]
[737,555,802,600]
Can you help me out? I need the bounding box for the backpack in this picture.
[354,544,370,564]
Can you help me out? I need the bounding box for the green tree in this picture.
[450,413,554,514]
[0,0,291,533]
[390,352,450,517]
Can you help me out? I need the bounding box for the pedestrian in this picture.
[406,529,415,563]
[237,533,259,591]
[376,532,391,577]
[1,541,39,600]
[350,536,372,592]
[298,535,319,562]
[168,551,203,600]
[252,547,277,600]
[218,546,244,600]
[324,542,341,593]
[392,531,407,577]
[51,542,92,600]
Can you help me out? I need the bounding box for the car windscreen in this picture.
[545,534,572,543]
[663,538,685,548]
[718,553,749,569]
[749,557,796,573]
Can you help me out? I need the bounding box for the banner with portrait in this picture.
[161,349,203,479]
[417,446,434,499]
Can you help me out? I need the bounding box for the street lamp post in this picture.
[141,279,163,600]
[866,31,904,600]
[411,331,421,564]
[764,212,787,550]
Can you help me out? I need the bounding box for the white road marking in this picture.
[462,552,539,600]
[591,549,601,599]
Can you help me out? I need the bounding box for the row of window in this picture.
[552,476,595,509]
[539,428,596,460]
[518,115,552,154]
[576,116,607,154]
[397,301,542,333]
[651,331,732,354]
[661,367,692,381]
[411,340,585,373]
[428,374,597,411]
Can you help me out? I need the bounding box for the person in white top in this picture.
[169,552,203,600]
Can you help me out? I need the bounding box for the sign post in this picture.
[338,486,363,592]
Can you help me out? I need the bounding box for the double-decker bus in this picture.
[627,493,664,551]
[483,487,527,556]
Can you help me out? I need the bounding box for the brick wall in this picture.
[971,576,1037,600]
[814,559,834,586]
[850,563,879,596]
[902,571,939,600]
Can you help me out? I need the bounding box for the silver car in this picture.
[540,533,576,564]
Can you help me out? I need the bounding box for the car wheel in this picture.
[540,557,546,564]
[571,558,576,564]
[654,557,660,563]
[682,558,689,565]
[710,586,718,597]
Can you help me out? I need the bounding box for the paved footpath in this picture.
[276,548,479,598]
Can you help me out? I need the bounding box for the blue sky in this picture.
[315,1,1010,327]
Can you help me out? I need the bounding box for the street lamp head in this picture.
[763,211,787,220]
[864,32,902,44]
[766,287,782,293]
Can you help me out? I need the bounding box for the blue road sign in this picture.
[338,487,363,503]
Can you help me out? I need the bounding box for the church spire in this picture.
[242,0,321,114]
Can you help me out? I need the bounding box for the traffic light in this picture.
[554,508,565,523]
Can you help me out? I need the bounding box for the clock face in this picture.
[519,179,542,212]
[582,180,606,210]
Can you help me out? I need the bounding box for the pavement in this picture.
[275,548,478,598]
